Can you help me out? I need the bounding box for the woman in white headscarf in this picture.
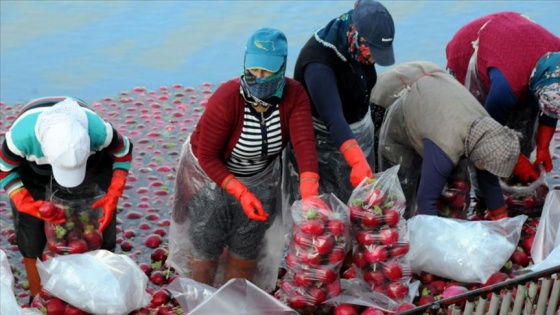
[371,61,521,220]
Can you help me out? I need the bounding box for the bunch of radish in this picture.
[436,177,472,220]
[347,172,412,304]
[275,196,351,314]
[501,177,549,217]
[43,200,103,256]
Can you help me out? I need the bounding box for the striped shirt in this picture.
[226,104,282,176]
[0,96,133,195]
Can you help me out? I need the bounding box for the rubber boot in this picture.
[224,253,258,283]
[23,257,41,298]
[187,256,218,286]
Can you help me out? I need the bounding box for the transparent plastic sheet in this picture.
[530,190,560,263]
[168,136,283,292]
[281,108,376,225]
[188,278,298,315]
[437,158,472,219]
[346,165,414,306]
[464,38,487,105]
[167,277,217,313]
[0,249,23,315]
[276,193,351,313]
[377,98,422,219]
[500,170,549,217]
[405,214,527,283]
[43,184,104,256]
[36,249,150,315]
[323,278,420,312]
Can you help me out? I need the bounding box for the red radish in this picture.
[313,233,334,254]
[387,282,409,300]
[520,234,535,254]
[328,248,346,265]
[150,289,171,307]
[300,220,324,236]
[395,302,415,313]
[361,307,385,315]
[364,245,388,263]
[83,227,103,249]
[327,219,346,236]
[67,239,88,254]
[510,248,530,267]
[334,304,359,315]
[150,247,168,263]
[39,202,57,218]
[482,272,509,287]
[441,285,468,299]
[64,304,88,315]
[144,234,163,248]
[45,298,66,315]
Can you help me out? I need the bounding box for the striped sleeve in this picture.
[0,138,25,195]
[86,111,133,173]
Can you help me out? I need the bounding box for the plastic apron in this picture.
[281,108,375,225]
[167,135,284,292]
[377,96,422,219]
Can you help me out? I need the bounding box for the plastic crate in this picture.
[400,265,560,315]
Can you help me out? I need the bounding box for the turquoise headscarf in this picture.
[529,52,560,118]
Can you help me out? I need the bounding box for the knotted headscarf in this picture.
[529,52,560,119]
[465,117,521,178]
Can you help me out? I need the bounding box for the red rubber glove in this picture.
[534,125,555,173]
[299,171,320,200]
[222,174,268,221]
[10,188,65,224]
[340,139,373,187]
[300,171,331,210]
[512,154,540,183]
[487,205,508,221]
[92,170,127,232]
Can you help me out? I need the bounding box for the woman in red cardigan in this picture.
[170,28,320,287]
[446,12,560,190]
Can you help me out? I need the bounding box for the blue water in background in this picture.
[1,1,559,105]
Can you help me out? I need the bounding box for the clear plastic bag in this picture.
[464,38,487,105]
[276,194,351,313]
[531,190,560,263]
[167,277,217,313]
[0,249,23,315]
[188,278,298,315]
[346,165,413,305]
[43,185,104,256]
[405,214,527,283]
[36,249,151,315]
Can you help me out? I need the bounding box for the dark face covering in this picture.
[241,62,286,101]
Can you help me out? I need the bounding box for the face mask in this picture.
[243,63,286,99]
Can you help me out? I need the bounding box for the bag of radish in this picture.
[275,193,351,314]
[347,165,414,305]
[436,158,471,219]
[43,185,104,257]
[500,170,549,217]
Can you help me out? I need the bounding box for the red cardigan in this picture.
[446,12,560,101]
[191,78,319,186]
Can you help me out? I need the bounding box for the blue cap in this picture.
[352,0,395,66]
[245,28,288,72]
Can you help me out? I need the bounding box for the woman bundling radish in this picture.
[446,12,560,185]
[169,28,320,287]
[0,97,133,302]
[370,61,521,220]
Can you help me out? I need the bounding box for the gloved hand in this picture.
[10,188,65,224]
[222,174,268,221]
[92,170,127,232]
[299,172,330,210]
[533,125,555,172]
[487,205,508,221]
[340,139,373,187]
[512,154,540,183]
